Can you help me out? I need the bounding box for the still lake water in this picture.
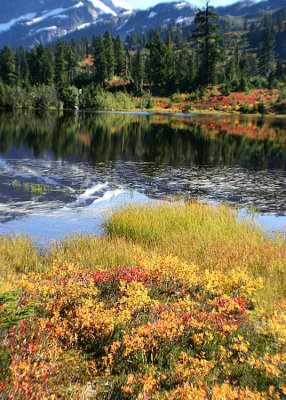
[0,109,285,244]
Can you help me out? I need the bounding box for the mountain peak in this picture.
[0,0,283,49]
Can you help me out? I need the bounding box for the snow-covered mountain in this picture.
[0,0,134,48]
[0,0,284,49]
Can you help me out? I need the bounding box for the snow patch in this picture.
[77,22,91,30]
[51,14,69,19]
[175,1,188,9]
[148,11,157,19]
[175,16,193,24]
[0,13,36,33]
[110,0,134,11]
[26,3,84,26]
[88,0,117,16]
[120,10,133,15]
[34,26,57,33]
[117,19,128,30]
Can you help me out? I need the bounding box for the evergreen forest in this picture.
[0,3,285,113]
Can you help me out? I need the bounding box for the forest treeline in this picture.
[0,3,285,110]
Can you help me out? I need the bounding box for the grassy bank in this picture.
[0,201,285,399]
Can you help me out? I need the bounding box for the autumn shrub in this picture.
[0,202,285,398]
[220,83,231,96]
[257,101,268,115]
[140,92,153,109]
[239,102,256,114]
[170,93,184,103]
[1,254,285,399]
[182,103,194,113]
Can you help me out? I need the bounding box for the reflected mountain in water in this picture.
[0,110,285,228]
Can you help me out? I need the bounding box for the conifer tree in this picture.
[114,35,125,76]
[93,34,108,84]
[54,40,66,86]
[0,44,16,85]
[259,28,275,78]
[147,30,168,94]
[165,30,176,94]
[192,1,222,86]
[66,48,77,83]
[0,78,6,106]
[131,49,145,94]
[176,46,189,92]
[37,44,54,85]
[15,46,29,87]
[104,31,115,79]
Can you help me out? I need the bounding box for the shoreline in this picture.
[1,106,286,119]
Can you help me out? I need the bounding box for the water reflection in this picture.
[0,110,285,237]
[0,110,285,168]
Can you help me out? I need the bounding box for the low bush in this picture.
[59,85,79,109]
[80,87,137,110]
[257,101,268,115]
[4,86,32,109]
[31,85,60,109]
[139,92,153,109]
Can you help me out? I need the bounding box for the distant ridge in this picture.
[0,0,284,48]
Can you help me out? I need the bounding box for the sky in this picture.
[130,0,242,9]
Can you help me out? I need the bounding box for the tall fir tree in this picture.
[192,1,222,86]
[176,46,190,92]
[131,49,145,94]
[54,40,66,87]
[147,30,168,94]
[104,31,115,79]
[259,28,275,78]
[93,34,108,84]
[37,43,54,85]
[0,44,16,85]
[15,46,29,87]
[114,35,125,76]
[165,30,176,94]
[66,48,77,83]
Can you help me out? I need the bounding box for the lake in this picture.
[0,109,285,244]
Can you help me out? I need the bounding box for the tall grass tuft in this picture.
[0,235,44,276]
[104,201,286,310]
[49,235,140,269]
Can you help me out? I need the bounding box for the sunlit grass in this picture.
[49,235,140,269]
[0,200,285,311]
[104,201,286,310]
[0,235,44,276]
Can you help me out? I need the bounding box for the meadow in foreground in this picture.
[0,202,285,399]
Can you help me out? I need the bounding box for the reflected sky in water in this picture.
[0,110,285,242]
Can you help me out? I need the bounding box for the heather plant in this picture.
[0,253,285,398]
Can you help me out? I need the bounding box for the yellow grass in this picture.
[104,201,286,310]
[0,201,285,311]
